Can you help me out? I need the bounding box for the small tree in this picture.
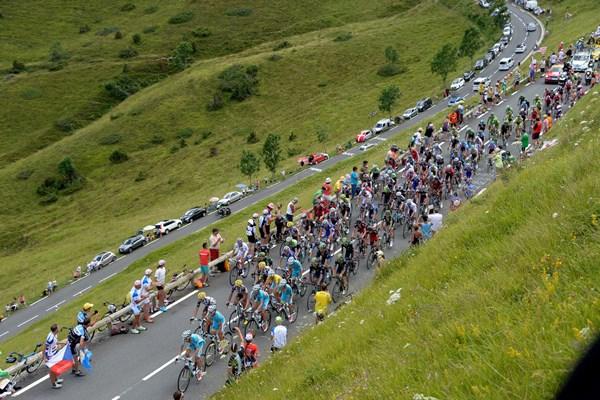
[132,33,142,45]
[459,28,482,62]
[378,85,400,119]
[239,150,261,183]
[384,46,399,64]
[58,157,78,182]
[430,44,458,87]
[262,133,281,175]
[171,41,194,70]
[49,42,69,63]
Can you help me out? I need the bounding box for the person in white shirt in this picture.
[44,324,63,389]
[428,209,443,233]
[141,269,154,323]
[130,280,146,334]
[155,260,167,312]
[286,198,298,222]
[270,316,287,352]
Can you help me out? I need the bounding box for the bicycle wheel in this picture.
[298,280,308,298]
[350,260,358,276]
[26,356,44,374]
[203,340,218,367]
[177,366,192,392]
[260,310,272,333]
[330,278,342,303]
[229,266,240,286]
[382,232,389,248]
[228,309,241,331]
[243,319,259,338]
[402,222,410,239]
[176,274,191,291]
[118,307,133,323]
[286,303,298,324]
[366,251,375,270]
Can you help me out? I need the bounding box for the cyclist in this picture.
[191,292,217,323]
[246,213,259,258]
[366,224,380,252]
[288,256,303,282]
[276,279,294,317]
[234,238,250,265]
[308,256,325,286]
[314,283,332,324]
[206,305,227,351]
[333,254,349,294]
[265,271,283,294]
[226,279,250,309]
[382,207,394,245]
[250,284,270,329]
[177,330,206,381]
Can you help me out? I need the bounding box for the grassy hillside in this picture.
[212,87,600,400]
[0,0,494,307]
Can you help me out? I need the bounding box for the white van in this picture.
[525,0,538,11]
[373,118,394,134]
[499,57,514,71]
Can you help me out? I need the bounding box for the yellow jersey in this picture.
[314,291,332,315]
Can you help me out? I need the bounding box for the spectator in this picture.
[350,166,359,198]
[18,294,26,307]
[270,316,287,352]
[67,317,91,376]
[259,209,270,246]
[76,303,97,326]
[73,266,81,280]
[429,208,443,234]
[141,269,154,323]
[421,215,433,241]
[198,243,211,287]
[129,280,146,334]
[155,260,167,312]
[44,324,63,389]
[410,224,423,246]
[286,198,298,222]
[246,213,259,258]
[209,228,224,262]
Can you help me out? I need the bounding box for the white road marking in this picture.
[484,140,491,146]
[46,300,66,311]
[512,141,521,146]
[459,126,467,132]
[342,152,354,156]
[99,272,118,283]
[70,274,89,285]
[17,315,39,328]
[511,91,519,96]
[0,331,9,338]
[373,137,387,141]
[309,167,322,172]
[497,100,504,105]
[30,296,48,306]
[117,256,126,261]
[142,355,180,381]
[72,285,92,297]
[525,82,532,87]
[475,188,487,198]
[150,289,198,319]
[12,375,48,397]
[480,111,488,118]
[112,397,121,400]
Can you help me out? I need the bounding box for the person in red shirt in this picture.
[322,178,333,201]
[532,117,543,148]
[234,327,259,369]
[197,242,211,287]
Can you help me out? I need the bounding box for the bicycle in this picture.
[5,343,44,376]
[176,356,206,393]
[270,298,298,323]
[366,245,381,270]
[241,308,272,337]
[228,258,249,286]
[190,318,232,367]
[290,276,308,298]
[166,265,191,299]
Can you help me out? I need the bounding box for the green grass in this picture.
[211,87,600,400]
[0,0,495,309]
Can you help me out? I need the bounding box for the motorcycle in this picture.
[217,205,231,218]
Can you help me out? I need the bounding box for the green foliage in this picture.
[54,117,78,133]
[168,11,193,25]
[79,25,91,34]
[48,42,69,63]
[273,41,292,51]
[120,3,136,12]
[191,27,211,38]
[262,133,281,175]
[109,150,129,163]
[217,64,259,101]
[144,5,158,14]
[316,127,328,143]
[132,33,142,45]
[378,84,400,117]
[98,133,122,145]
[384,46,399,64]
[376,64,405,77]
[225,8,252,17]
[431,43,458,85]
[239,150,261,182]
[118,47,138,58]
[10,60,26,73]
[36,157,83,200]
[288,132,297,142]
[104,74,142,100]
[246,131,259,144]
[170,41,195,70]
[114,31,123,39]
[458,27,482,61]
[206,92,224,111]
[286,147,300,157]
[333,32,353,42]
[142,26,157,34]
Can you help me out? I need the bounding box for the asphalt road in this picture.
[7,6,561,398]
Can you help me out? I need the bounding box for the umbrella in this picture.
[142,225,155,232]
[209,197,219,203]
[235,183,248,190]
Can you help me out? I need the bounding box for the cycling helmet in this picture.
[285,236,293,243]
[287,256,296,265]
[207,305,217,314]
[234,279,243,288]
[197,291,206,300]
[311,257,319,265]
[158,259,166,266]
[267,269,275,277]
[279,279,287,287]
[282,245,290,253]
[329,207,336,212]
[319,242,326,249]
[275,316,283,324]
[252,284,261,292]
[248,218,254,224]
[341,237,349,245]
[287,221,293,228]
[336,253,343,261]
[391,173,397,179]
[245,333,253,342]
[391,144,399,151]
[182,330,192,340]
[258,261,266,269]
[258,252,266,258]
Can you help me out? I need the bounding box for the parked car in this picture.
[499,57,514,71]
[479,0,490,8]
[515,43,527,54]
[463,70,475,82]
[155,219,182,235]
[356,129,373,143]
[218,191,243,207]
[447,94,464,107]
[571,52,593,72]
[181,207,207,223]
[298,152,329,166]
[416,97,433,112]
[500,36,510,46]
[359,143,377,151]
[527,22,537,32]
[450,77,465,91]
[525,0,538,11]
[485,51,495,63]
[402,107,418,120]
[373,118,394,134]
[545,64,564,84]
[474,58,488,70]
[503,26,512,37]
[472,76,491,92]
[118,234,146,254]
[491,44,501,56]
[87,251,117,271]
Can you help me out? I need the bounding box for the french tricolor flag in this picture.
[45,345,74,376]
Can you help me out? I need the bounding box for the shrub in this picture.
[49,42,69,63]
[288,132,297,142]
[114,31,123,39]
[132,33,142,45]
[246,131,259,144]
[268,54,282,62]
[99,133,122,145]
[104,75,141,100]
[376,64,406,77]
[16,169,33,180]
[225,8,252,17]
[55,118,78,133]
[143,26,157,34]
[206,92,224,111]
[273,41,291,51]
[333,32,352,42]
[191,27,211,38]
[144,5,158,14]
[168,11,193,24]
[209,147,219,157]
[21,88,42,100]
[10,60,26,73]
[79,25,91,34]
[316,128,328,143]
[39,194,58,205]
[176,128,193,139]
[134,171,147,182]
[109,150,129,163]
[121,3,136,12]
[170,41,194,70]
[217,64,259,101]
[150,135,164,144]
[179,138,187,148]
[119,47,138,58]
[96,27,119,36]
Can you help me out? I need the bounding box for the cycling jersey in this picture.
[290,259,303,278]
[314,291,332,315]
[45,331,58,358]
[211,311,225,331]
[269,274,282,291]
[76,310,88,324]
[197,296,217,308]
[186,334,205,352]
[280,284,293,304]
[255,289,270,309]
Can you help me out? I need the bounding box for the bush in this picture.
[191,27,211,38]
[225,8,252,17]
[16,169,33,180]
[144,6,158,14]
[246,131,259,144]
[109,150,129,164]
[132,33,142,45]
[10,60,26,73]
[79,25,91,34]
[121,3,136,12]
[170,41,194,70]
[96,27,120,36]
[99,134,122,145]
[206,92,224,111]
[39,193,58,205]
[55,118,78,133]
[179,138,187,148]
[21,88,42,100]
[168,11,193,24]
[176,128,193,139]
[316,128,328,143]
[143,26,157,34]
[217,64,259,101]
[209,147,219,157]
[268,54,282,62]
[114,31,123,39]
[150,135,164,145]
[119,47,138,58]
[288,132,297,142]
[273,41,292,51]
[376,64,406,77]
[134,171,147,182]
[334,32,353,42]
[104,75,141,100]
[49,42,69,63]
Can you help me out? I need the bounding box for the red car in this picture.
[355,129,373,143]
[544,64,563,84]
[298,152,329,166]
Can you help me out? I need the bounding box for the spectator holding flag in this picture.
[44,324,64,389]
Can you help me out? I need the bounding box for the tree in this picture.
[378,85,400,119]
[430,44,458,87]
[384,46,399,64]
[170,41,195,71]
[459,28,482,62]
[218,64,259,101]
[262,134,281,175]
[49,42,69,63]
[239,150,261,183]
[57,157,78,182]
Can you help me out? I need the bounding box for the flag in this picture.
[81,350,93,371]
[45,345,73,376]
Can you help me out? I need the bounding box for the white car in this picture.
[491,43,502,56]
[515,43,527,54]
[479,0,490,8]
[155,219,182,235]
[472,76,491,92]
[218,191,243,206]
[498,57,514,71]
[359,143,377,151]
[503,26,512,37]
[450,77,465,91]
[527,22,537,32]
[571,52,593,72]
[87,251,117,271]
[402,107,418,120]
[373,118,394,134]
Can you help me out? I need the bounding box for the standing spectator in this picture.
[155,260,167,312]
[72,266,81,280]
[129,280,146,334]
[270,316,287,352]
[259,209,270,246]
[532,117,543,148]
[141,269,154,323]
[76,303,97,326]
[209,228,224,262]
[429,208,443,234]
[18,294,26,307]
[521,130,530,156]
[420,216,433,241]
[350,167,359,199]
[197,243,211,287]
[67,317,91,376]
[44,324,63,389]
[286,198,298,222]
[246,214,259,257]
[410,224,423,246]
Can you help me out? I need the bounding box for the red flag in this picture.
[45,345,74,376]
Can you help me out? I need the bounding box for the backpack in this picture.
[110,322,129,336]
